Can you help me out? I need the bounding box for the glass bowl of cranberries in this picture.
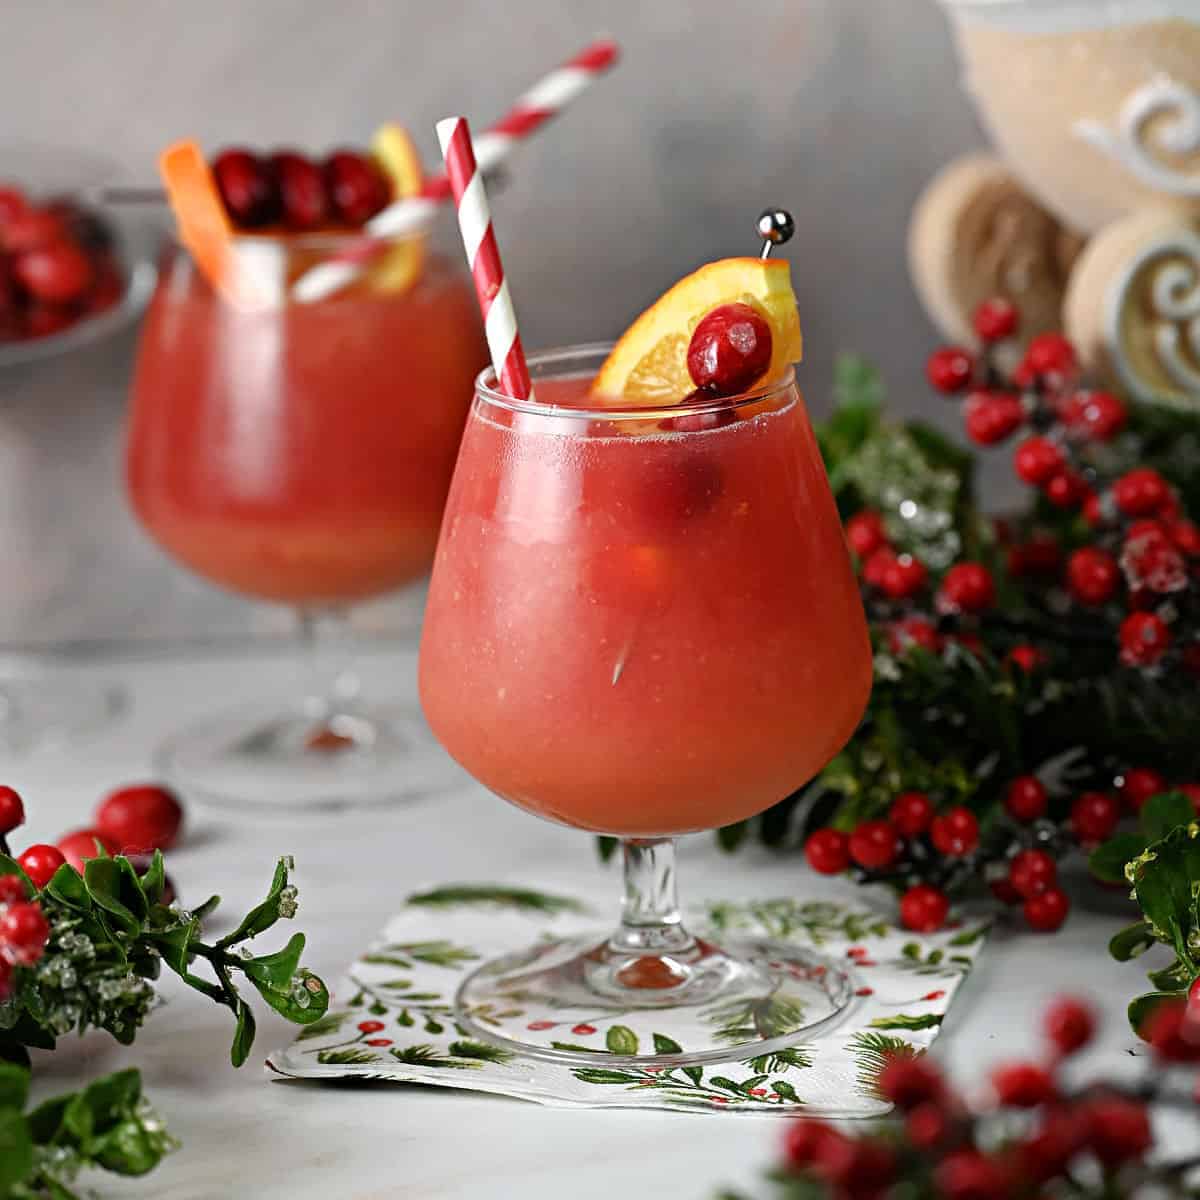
[0,144,157,367]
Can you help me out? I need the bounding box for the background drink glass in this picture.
[419,345,873,1065]
[127,231,487,809]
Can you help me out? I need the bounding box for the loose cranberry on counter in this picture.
[323,150,390,225]
[56,828,118,873]
[271,151,330,231]
[686,302,773,397]
[212,148,281,228]
[1043,996,1095,1056]
[95,784,183,854]
[12,241,93,304]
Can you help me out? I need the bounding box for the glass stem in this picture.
[297,609,360,719]
[609,838,696,957]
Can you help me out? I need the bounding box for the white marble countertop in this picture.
[1,645,1164,1199]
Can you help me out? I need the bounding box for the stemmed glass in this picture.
[126,230,487,809]
[419,345,873,1065]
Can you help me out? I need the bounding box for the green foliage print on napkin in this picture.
[570,1062,804,1108]
[849,1031,920,1100]
[703,899,890,945]
[406,885,584,915]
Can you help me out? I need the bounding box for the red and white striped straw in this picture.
[292,38,618,303]
[437,116,532,401]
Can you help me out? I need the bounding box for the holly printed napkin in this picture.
[269,883,986,1116]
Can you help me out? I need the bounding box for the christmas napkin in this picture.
[268,882,986,1116]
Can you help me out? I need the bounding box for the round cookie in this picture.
[908,154,1084,352]
[1065,206,1200,412]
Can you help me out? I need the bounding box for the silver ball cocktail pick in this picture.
[757,209,795,259]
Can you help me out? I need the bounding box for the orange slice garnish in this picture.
[592,257,802,405]
[158,139,283,309]
[366,122,425,294]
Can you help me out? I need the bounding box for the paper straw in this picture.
[292,38,618,303]
[437,116,532,401]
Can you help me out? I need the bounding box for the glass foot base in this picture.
[154,698,462,813]
[454,933,853,1068]
[0,677,125,751]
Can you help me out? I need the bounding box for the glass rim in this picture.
[473,342,798,421]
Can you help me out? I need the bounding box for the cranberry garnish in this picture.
[323,150,390,226]
[1,208,65,254]
[0,786,24,835]
[686,302,773,397]
[16,845,66,890]
[212,148,281,228]
[1007,644,1045,673]
[95,784,184,854]
[1043,997,1095,1056]
[271,151,330,231]
[12,242,93,304]
[660,406,737,434]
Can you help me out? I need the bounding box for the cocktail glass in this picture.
[419,345,873,1065]
[126,231,487,809]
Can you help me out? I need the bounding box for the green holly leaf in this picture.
[1140,792,1196,841]
[241,932,306,994]
[218,858,293,948]
[717,821,749,852]
[149,919,199,976]
[230,1001,257,1068]
[596,836,619,864]
[83,856,148,936]
[652,1033,683,1055]
[605,1025,639,1055]
[1128,825,1200,969]
[0,1108,33,1192]
[138,851,167,905]
[572,1069,641,1084]
[1089,834,1148,885]
[1109,921,1157,962]
[0,1063,29,1110]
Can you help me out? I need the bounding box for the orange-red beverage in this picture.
[127,243,486,605]
[419,365,872,837]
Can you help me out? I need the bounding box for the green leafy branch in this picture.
[0,851,328,1069]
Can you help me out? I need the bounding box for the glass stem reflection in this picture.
[297,609,360,719]
[610,838,696,957]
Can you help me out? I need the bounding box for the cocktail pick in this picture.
[757,209,795,259]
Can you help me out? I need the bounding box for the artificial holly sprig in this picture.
[0,845,329,1068]
[0,1061,175,1199]
[718,994,1200,1200]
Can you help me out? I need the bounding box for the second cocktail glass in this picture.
[127,231,487,809]
[419,346,873,1065]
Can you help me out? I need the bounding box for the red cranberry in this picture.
[876,1056,944,1110]
[964,391,1024,445]
[907,1103,950,1150]
[1004,776,1047,823]
[880,554,928,600]
[1,208,66,253]
[269,150,330,231]
[989,877,1022,906]
[323,150,390,226]
[1043,469,1087,510]
[1167,519,1200,557]
[56,828,118,873]
[1083,1094,1152,1165]
[13,241,93,304]
[1024,887,1070,932]
[0,186,28,226]
[848,821,900,870]
[0,786,24,835]
[686,302,773,397]
[1119,611,1171,667]
[888,617,943,656]
[1122,525,1187,594]
[1008,534,1061,578]
[0,900,50,965]
[212,148,281,228]
[0,954,10,999]
[1178,783,1200,815]
[1113,468,1170,517]
[1070,792,1120,844]
[991,1061,1055,1107]
[23,304,75,339]
[783,1119,846,1172]
[935,1150,1010,1200]
[930,807,979,857]
[1007,644,1046,673]
[0,876,26,905]
[357,1020,385,1034]
[1066,547,1119,606]
[1013,436,1064,486]
[804,829,850,875]
[1043,997,1095,1056]
[16,845,66,890]
[1022,332,1077,381]
[937,562,995,614]
[862,547,897,589]
[1082,491,1107,528]
[660,406,736,433]
[899,884,949,932]
[1119,767,1166,813]
[926,346,973,394]
[95,784,183,854]
[845,510,887,559]
[1009,849,1057,899]
[973,297,1019,342]
[1060,390,1126,441]
[1021,1111,1088,1181]
[889,791,934,836]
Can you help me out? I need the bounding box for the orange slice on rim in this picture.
[366,122,425,294]
[592,257,803,405]
[159,139,285,309]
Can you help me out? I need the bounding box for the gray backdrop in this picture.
[0,0,995,646]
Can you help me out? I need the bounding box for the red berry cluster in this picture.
[777,996,1198,1200]
[0,186,124,343]
[926,301,1198,673]
[211,147,392,231]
